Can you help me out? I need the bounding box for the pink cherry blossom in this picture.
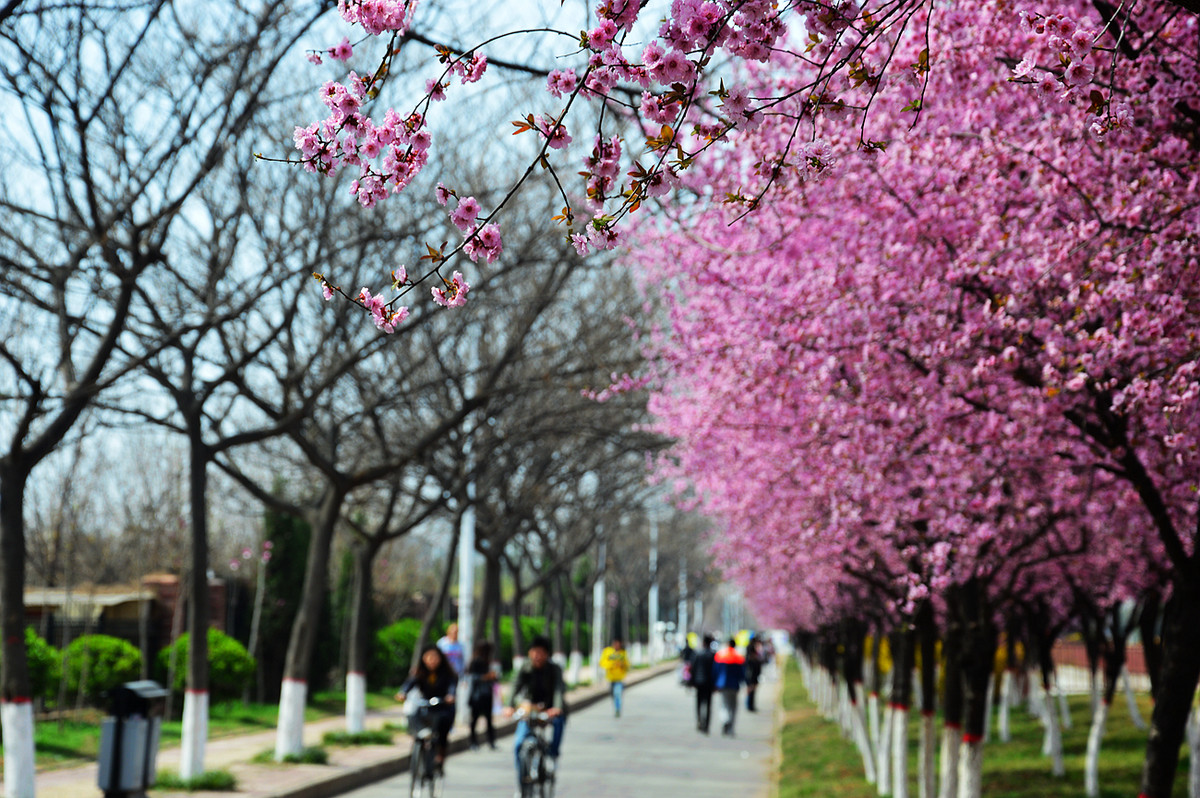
[450,196,480,232]
[431,271,470,307]
[329,37,353,62]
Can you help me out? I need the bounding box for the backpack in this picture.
[469,675,492,707]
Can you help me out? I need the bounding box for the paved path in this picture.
[341,672,778,798]
[32,663,767,798]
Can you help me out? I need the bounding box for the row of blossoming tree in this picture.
[283,0,1196,795]
[615,5,1197,798]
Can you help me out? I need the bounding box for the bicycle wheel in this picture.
[518,738,540,798]
[541,753,556,798]
[427,745,444,798]
[429,762,445,798]
[409,742,426,798]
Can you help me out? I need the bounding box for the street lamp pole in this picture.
[648,513,659,662]
[591,539,606,683]
[678,557,688,650]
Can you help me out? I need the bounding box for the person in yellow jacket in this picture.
[599,638,629,717]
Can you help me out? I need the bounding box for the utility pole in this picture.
[648,513,659,662]
[591,539,606,683]
[678,557,688,649]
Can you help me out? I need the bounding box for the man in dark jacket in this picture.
[504,636,567,789]
[688,634,717,733]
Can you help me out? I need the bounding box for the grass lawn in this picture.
[777,660,1193,798]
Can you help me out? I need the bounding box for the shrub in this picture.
[280,747,327,765]
[323,729,393,745]
[370,618,422,689]
[156,629,255,700]
[64,634,142,705]
[154,770,237,791]
[24,627,61,702]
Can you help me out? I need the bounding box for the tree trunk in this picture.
[345,538,380,733]
[243,555,267,704]
[1,464,36,798]
[1140,590,1163,698]
[843,622,876,783]
[1036,628,1065,775]
[510,564,526,666]
[489,557,503,669]
[890,626,916,798]
[275,486,344,761]
[917,602,938,798]
[939,605,964,798]
[956,578,997,798]
[1124,667,1147,731]
[1139,579,1200,798]
[181,426,211,780]
[551,575,566,656]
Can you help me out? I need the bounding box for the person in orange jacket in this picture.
[712,637,746,737]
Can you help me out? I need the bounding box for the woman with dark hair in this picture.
[466,639,499,750]
[398,644,458,766]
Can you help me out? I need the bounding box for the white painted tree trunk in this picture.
[956,739,984,798]
[892,706,910,798]
[346,671,367,733]
[1121,667,1147,731]
[936,726,959,798]
[180,689,209,780]
[1089,671,1101,716]
[1042,691,1053,756]
[869,691,881,757]
[877,704,895,796]
[851,699,878,784]
[998,671,1012,742]
[275,678,308,760]
[1,700,36,798]
[1187,705,1199,798]
[1056,676,1072,730]
[1027,669,1045,719]
[1042,686,1065,776]
[1084,700,1109,797]
[919,712,937,798]
[568,650,583,685]
[840,680,853,738]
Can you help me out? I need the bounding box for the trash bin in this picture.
[97,680,169,798]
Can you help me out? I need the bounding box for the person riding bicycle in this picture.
[503,636,567,792]
[398,644,458,769]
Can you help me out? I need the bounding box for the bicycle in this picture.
[406,696,447,798]
[513,706,557,798]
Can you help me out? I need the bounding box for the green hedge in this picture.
[8,628,61,702]
[155,629,255,700]
[495,618,589,671]
[370,618,423,689]
[64,634,142,704]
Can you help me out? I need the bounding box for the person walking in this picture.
[689,634,717,734]
[599,638,629,718]
[745,637,764,712]
[466,639,499,750]
[436,622,465,676]
[713,637,746,737]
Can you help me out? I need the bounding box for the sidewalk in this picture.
[34,662,680,798]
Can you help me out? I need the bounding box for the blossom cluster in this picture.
[631,0,1198,640]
